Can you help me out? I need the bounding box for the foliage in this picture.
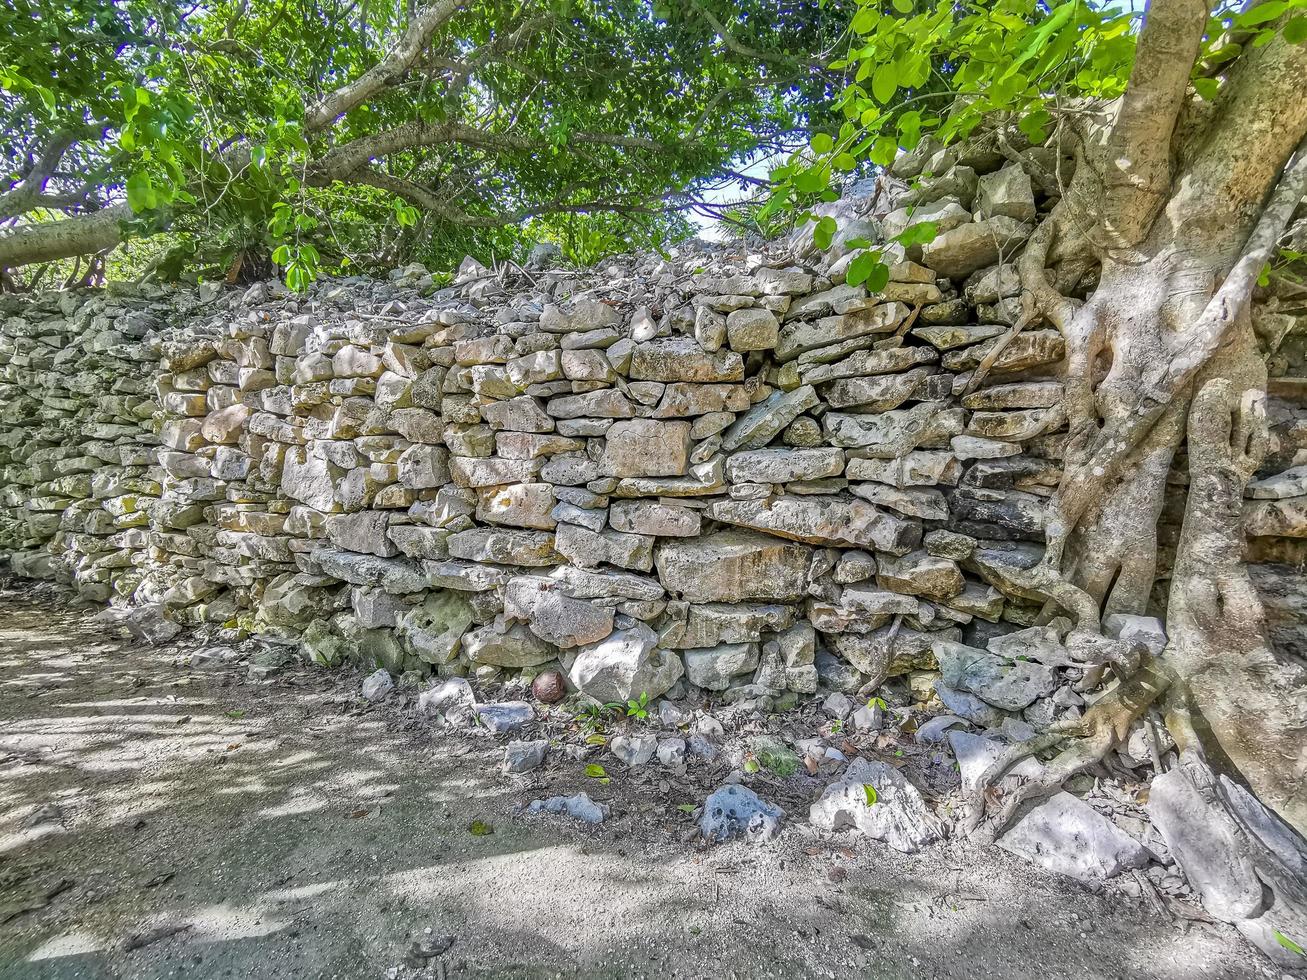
[1,0,851,288]
[768,0,1307,280]
[625,692,651,721]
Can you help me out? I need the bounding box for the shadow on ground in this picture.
[0,586,1267,980]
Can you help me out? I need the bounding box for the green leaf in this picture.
[1285,15,1307,43]
[1274,930,1305,956]
[1235,1,1287,27]
[833,152,858,172]
[865,262,890,292]
[676,803,696,814]
[793,167,830,194]
[810,132,834,154]
[851,7,879,33]
[845,249,883,287]
[895,220,939,246]
[468,819,493,836]
[891,0,913,13]
[814,215,838,250]
[584,763,608,779]
[863,784,879,806]
[870,135,898,168]
[125,172,156,213]
[872,63,897,104]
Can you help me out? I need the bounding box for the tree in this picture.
[0,0,847,286]
[778,0,1307,962]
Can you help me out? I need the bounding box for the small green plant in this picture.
[468,820,493,836]
[584,763,611,785]
[225,709,246,720]
[574,701,611,734]
[625,692,650,721]
[866,696,887,711]
[829,719,844,734]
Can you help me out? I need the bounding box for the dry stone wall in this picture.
[3,155,1305,717]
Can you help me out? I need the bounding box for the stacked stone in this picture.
[1,139,1304,725]
[0,285,180,602]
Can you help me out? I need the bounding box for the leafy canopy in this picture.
[1,0,848,286]
[769,0,1307,286]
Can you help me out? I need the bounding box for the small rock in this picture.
[657,737,687,766]
[361,668,394,701]
[998,792,1150,881]
[503,739,549,774]
[823,691,854,720]
[699,785,785,844]
[610,732,657,767]
[527,792,609,825]
[809,758,939,853]
[475,702,535,734]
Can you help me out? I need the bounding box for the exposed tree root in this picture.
[963,661,1172,842]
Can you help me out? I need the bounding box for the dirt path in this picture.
[0,585,1272,980]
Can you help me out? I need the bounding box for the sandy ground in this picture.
[0,583,1276,980]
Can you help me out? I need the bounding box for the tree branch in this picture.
[304,0,466,132]
[0,131,82,220]
[0,203,131,269]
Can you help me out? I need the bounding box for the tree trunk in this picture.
[969,25,1307,966]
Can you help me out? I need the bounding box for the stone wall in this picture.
[2,154,1305,714]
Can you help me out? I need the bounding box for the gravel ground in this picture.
[0,584,1274,980]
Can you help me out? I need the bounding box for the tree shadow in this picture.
[0,589,1264,980]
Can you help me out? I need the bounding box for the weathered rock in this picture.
[935,639,1056,710]
[700,785,784,843]
[601,419,692,477]
[566,623,683,702]
[656,531,813,602]
[707,495,920,554]
[504,739,549,774]
[527,792,609,824]
[999,792,1149,881]
[809,758,939,853]
[504,576,615,649]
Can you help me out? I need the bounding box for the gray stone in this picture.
[655,530,814,602]
[684,642,759,690]
[809,758,939,853]
[721,385,820,452]
[504,576,615,649]
[361,668,394,701]
[566,623,684,702]
[998,792,1149,881]
[610,732,658,767]
[935,639,1056,710]
[725,448,844,483]
[504,739,549,774]
[700,785,785,843]
[725,307,779,351]
[921,217,1033,280]
[475,701,535,734]
[527,792,609,824]
[464,623,556,667]
[707,495,920,554]
[601,419,692,477]
[629,338,744,383]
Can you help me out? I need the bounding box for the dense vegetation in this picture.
[0,0,847,286]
